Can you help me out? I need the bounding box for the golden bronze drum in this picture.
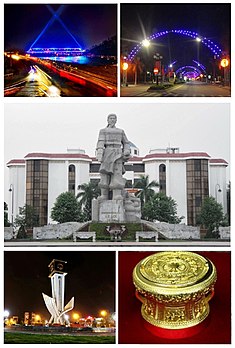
[133,251,217,330]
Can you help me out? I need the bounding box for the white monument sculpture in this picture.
[92,114,141,223]
[42,259,74,326]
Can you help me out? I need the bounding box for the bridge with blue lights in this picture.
[27,47,85,57]
[26,4,84,58]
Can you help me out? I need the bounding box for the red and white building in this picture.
[7,146,228,226]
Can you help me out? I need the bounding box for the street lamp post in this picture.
[196,37,201,63]
[215,184,222,202]
[153,53,163,85]
[122,61,128,87]
[9,184,14,227]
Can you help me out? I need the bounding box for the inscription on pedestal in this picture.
[99,201,125,223]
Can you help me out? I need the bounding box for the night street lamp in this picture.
[73,313,80,323]
[196,37,201,62]
[35,314,41,323]
[100,309,108,318]
[215,184,222,202]
[9,184,14,226]
[142,39,150,48]
[153,53,163,85]
[122,59,128,87]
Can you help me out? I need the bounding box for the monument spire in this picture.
[42,259,74,325]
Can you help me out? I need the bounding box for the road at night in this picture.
[121,81,231,97]
[5,61,117,97]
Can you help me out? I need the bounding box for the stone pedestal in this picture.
[99,200,125,223]
[92,194,141,223]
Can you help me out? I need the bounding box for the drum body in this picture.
[133,251,217,329]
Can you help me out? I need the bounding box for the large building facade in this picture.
[7,146,228,226]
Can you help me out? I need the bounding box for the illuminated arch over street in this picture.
[175,65,203,78]
[127,29,222,61]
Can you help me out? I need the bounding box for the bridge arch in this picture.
[127,29,222,61]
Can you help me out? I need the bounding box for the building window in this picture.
[133,164,145,172]
[90,179,100,186]
[90,163,100,173]
[186,159,209,226]
[195,196,202,207]
[68,164,76,195]
[125,180,133,188]
[194,159,201,171]
[134,178,142,186]
[124,164,133,171]
[26,159,48,226]
[159,164,166,194]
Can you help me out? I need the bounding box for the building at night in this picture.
[7,145,228,226]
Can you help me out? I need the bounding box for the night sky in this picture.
[121,3,230,71]
[4,251,115,321]
[4,4,117,51]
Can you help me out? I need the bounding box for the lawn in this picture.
[4,332,115,344]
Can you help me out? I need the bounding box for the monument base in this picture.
[99,200,125,223]
[92,194,141,223]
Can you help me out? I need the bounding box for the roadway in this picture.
[121,81,231,97]
[4,65,62,97]
[4,59,117,97]
[4,65,107,97]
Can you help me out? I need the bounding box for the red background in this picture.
[118,251,231,344]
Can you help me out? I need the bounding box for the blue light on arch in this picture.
[175,65,202,75]
[127,29,222,61]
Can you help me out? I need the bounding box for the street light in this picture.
[142,39,150,48]
[153,53,163,85]
[100,309,108,318]
[35,314,41,323]
[73,313,80,323]
[9,184,14,226]
[215,184,222,202]
[122,59,128,87]
[196,37,201,62]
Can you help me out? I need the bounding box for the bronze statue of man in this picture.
[96,114,130,201]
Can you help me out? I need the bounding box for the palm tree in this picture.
[76,182,100,218]
[134,175,159,207]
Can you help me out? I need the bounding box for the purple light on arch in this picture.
[175,65,202,77]
[192,60,206,72]
[127,29,223,61]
